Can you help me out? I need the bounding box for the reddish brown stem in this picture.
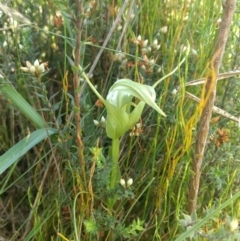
[73,0,85,178]
[188,0,236,214]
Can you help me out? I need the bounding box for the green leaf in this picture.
[1,84,46,128]
[0,128,57,174]
[84,218,98,234]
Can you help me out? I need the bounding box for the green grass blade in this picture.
[1,84,46,128]
[0,128,57,174]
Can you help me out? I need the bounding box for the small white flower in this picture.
[146,46,152,52]
[93,120,99,126]
[142,39,148,48]
[136,123,141,129]
[29,65,36,73]
[18,43,23,50]
[160,26,168,33]
[26,61,32,68]
[137,35,142,41]
[120,179,126,187]
[20,67,29,72]
[117,25,122,31]
[229,219,238,232]
[127,178,133,187]
[38,63,45,73]
[34,59,40,67]
[172,88,178,96]
[152,39,161,50]
[20,59,46,77]
[149,59,155,66]
[191,48,198,56]
[100,116,105,123]
[3,41,7,47]
[217,18,222,24]
[153,39,158,47]
[157,67,162,73]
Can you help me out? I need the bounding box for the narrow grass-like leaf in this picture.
[0,128,57,174]
[1,84,46,128]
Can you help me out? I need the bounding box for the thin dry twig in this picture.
[186,70,240,87]
[188,0,236,214]
[185,91,239,123]
[79,0,131,97]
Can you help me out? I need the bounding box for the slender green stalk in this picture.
[108,138,121,209]
[110,138,120,189]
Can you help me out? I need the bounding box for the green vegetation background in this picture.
[1,0,240,240]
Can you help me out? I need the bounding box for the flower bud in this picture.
[127,178,133,187]
[93,120,99,126]
[101,116,106,123]
[142,39,148,48]
[29,66,35,73]
[172,88,178,96]
[120,179,126,187]
[34,59,40,67]
[3,41,7,47]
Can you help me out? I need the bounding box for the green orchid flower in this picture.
[79,65,166,208]
[105,79,166,139]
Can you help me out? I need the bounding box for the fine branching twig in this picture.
[79,0,130,97]
[188,0,236,214]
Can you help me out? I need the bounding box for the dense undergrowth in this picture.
[1,0,240,240]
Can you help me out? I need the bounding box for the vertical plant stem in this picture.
[73,0,85,178]
[108,138,121,209]
[188,0,236,214]
[73,1,88,223]
[110,138,120,189]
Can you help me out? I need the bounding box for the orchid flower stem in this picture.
[108,138,121,209]
[110,138,120,189]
